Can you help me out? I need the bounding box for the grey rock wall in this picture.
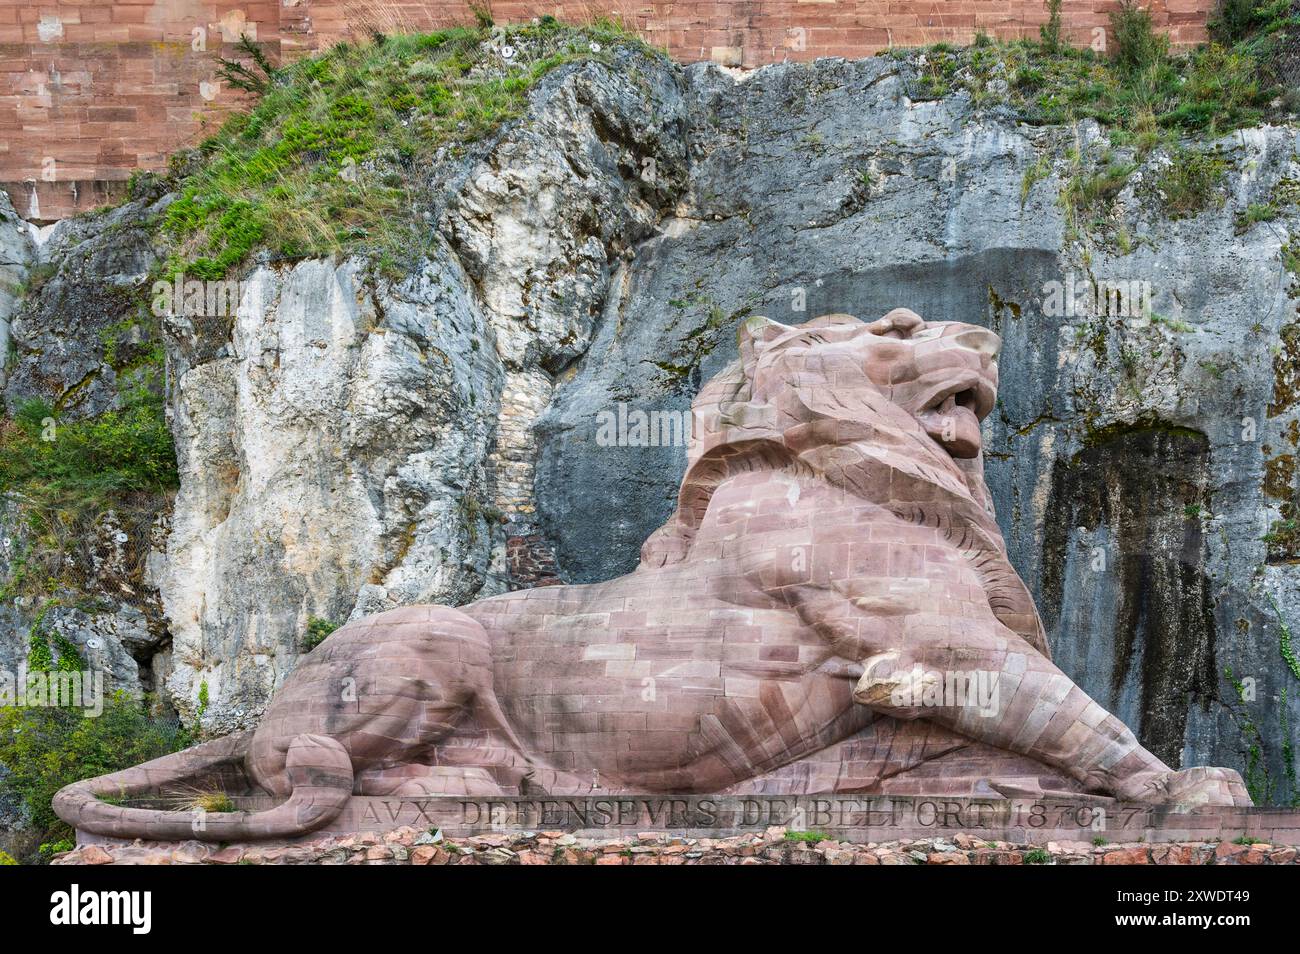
[0,190,33,379]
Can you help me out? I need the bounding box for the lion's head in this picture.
[704,307,999,459]
[640,308,1049,658]
[678,309,1002,509]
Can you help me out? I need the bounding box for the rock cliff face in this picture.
[157,257,508,730]
[4,47,1300,797]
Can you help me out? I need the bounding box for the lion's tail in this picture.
[53,731,353,842]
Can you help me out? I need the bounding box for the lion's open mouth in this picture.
[913,375,992,459]
[936,387,979,413]
[915,375,994,419]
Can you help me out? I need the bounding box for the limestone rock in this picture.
[4,182,169,419]
[159,255,506,731]
[0,190,34,380]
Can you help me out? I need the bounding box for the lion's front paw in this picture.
[852,654,937,713]
[1161,767,1253,810]
[1114,766,1253,810]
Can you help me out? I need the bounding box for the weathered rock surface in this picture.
[0,181,173,705]
[0,190,33,376]
[159,255,507,730]
[4,48,1300,798]
[155,54,688,730]
[3,182,168,419]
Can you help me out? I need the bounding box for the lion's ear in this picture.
[737,315,791,376]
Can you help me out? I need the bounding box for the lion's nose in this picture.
[868,307,925,339]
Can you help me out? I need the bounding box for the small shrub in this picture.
[302,616,341,652]
[952,29,1275,138]
[0,692,190,850]
[0,850,16,865]
[1165,43,1263,132]
[1024,847,1053,864]
[1209,0,1290,45]
[1284,239,1300,276]
[0,387,176,505]
[783,830,830,843]
[1210,0,1256,42]
[1109,0,1168,74]
[38,839,74,859]
[1060,158,1137,234]
[1157,147,1227,218]
[1040,0,1064,52]
[216,35,282,95]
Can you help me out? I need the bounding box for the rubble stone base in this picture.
[53,826,1300,866]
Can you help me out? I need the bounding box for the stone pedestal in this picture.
[77,794,1300,847]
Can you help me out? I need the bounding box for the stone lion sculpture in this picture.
[55,308,1250,840]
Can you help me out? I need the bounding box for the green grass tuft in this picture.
[0,383,178,604]
[1155,146,1228,218]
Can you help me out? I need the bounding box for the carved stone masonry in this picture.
[55,309,1250,841]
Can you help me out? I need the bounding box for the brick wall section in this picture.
[506,534,563,586]
[1,1,1212,221]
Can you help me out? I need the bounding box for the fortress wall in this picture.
[0,1,1211,220]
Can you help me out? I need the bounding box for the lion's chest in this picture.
[476,472,995,782]
[692,471,988,600]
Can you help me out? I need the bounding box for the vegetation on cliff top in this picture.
[162,2,1298,286]
[902,0,1300,252]
[905,0,1295,146]
[163,17,657,280]
[148,0,1300,286]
